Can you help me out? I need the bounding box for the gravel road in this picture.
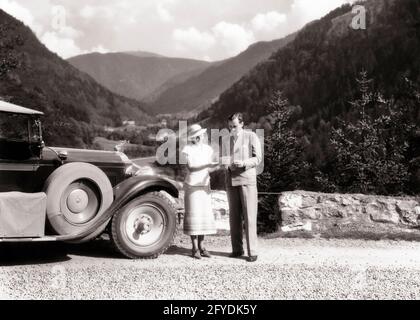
[1,234,420,300]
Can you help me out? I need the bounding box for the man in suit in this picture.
[223,113,262,262]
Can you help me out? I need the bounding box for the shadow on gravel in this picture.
[0,242,71,266]
[65,239,122,259]
[166,245,231,258]
[0,240,231,265]
[0,239,122,265]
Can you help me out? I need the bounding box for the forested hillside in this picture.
[198,0,419,197]
[0,9,151,148]
[68,52,211,102]
[148,34,296,116]
[200,0,419,127]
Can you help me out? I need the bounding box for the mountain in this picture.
[196,0,420,194]
[124,51,165,58]
[0,9,151,148]
[198,0,419,128]
[142,61,224,105]
[196,0,419,195]
[147,35,296,116]
[68,52,212,102]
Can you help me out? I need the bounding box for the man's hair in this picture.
[228,112,244,124]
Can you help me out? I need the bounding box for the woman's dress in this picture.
[181,144,217,236]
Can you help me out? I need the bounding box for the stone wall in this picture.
[279,191,420,238]
[176,189,420,238]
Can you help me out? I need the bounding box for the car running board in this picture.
[0,236,59,242]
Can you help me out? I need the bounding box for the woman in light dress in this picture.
[181,124,219,259]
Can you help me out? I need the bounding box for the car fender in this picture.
[114,175,180,203]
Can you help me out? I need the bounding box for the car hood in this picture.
[43,147,132,166]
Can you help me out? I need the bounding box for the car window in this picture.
[29,119,42,142]
[0,113,29,142]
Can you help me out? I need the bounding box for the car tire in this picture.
[111,191,177,259]
[43,162,113,240]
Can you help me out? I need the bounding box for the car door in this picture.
[0,113,40,192]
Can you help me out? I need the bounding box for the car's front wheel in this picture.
[111,191,177,259]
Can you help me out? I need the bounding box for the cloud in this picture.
[58,25,83,39]
[212,22,255,56]
[79,4,115,20]
[0,0,84,58]
[40,31,83,58]
[173,21,255,59]
[156,3,173,22]
[79,5,96,19]
[252,11,287,33]
[173,27,215,53]
[4,0,357,61]
[90,45,110,54]
[290,0,353,24]
[202,55,212,62]
[248,0,354,44]
[40,13,85,59]
[0,0,42,34]
[40,31,110,58]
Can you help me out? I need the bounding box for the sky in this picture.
[0,0,354,61]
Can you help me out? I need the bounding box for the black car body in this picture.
[0,101,179,259]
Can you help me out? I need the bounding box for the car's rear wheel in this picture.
[43,162,113,240]
[111,191,177,259]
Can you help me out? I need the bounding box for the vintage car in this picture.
[0,100,180,259]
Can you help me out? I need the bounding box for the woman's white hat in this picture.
[187,124,207,141]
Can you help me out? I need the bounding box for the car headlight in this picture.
[125,164,139,177]
[134,166,155,176]
[125,164,155,177]
[117,152,132,164]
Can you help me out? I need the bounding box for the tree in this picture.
[0,22,23,77]
[258,91,310,232]
[259,91,309,192]
[329,72,414,195]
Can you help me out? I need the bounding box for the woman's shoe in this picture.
[200,249,212,258]
[192,249,202,259]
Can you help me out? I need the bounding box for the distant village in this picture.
[103,118,169,143]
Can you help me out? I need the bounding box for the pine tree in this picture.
[259,91,308,192]
[258,91,309,231]
[330,72,413,195]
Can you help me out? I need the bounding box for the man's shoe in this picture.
[229,251,244,258]
[247,256,258,263]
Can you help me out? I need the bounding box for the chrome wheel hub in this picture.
[61,180,100,225]
[133,215,154,235]
[125,204,165,247]
[67,189,89,213]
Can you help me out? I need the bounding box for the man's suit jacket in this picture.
[223,129,263,187]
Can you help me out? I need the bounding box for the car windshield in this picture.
[0,113,29,142]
